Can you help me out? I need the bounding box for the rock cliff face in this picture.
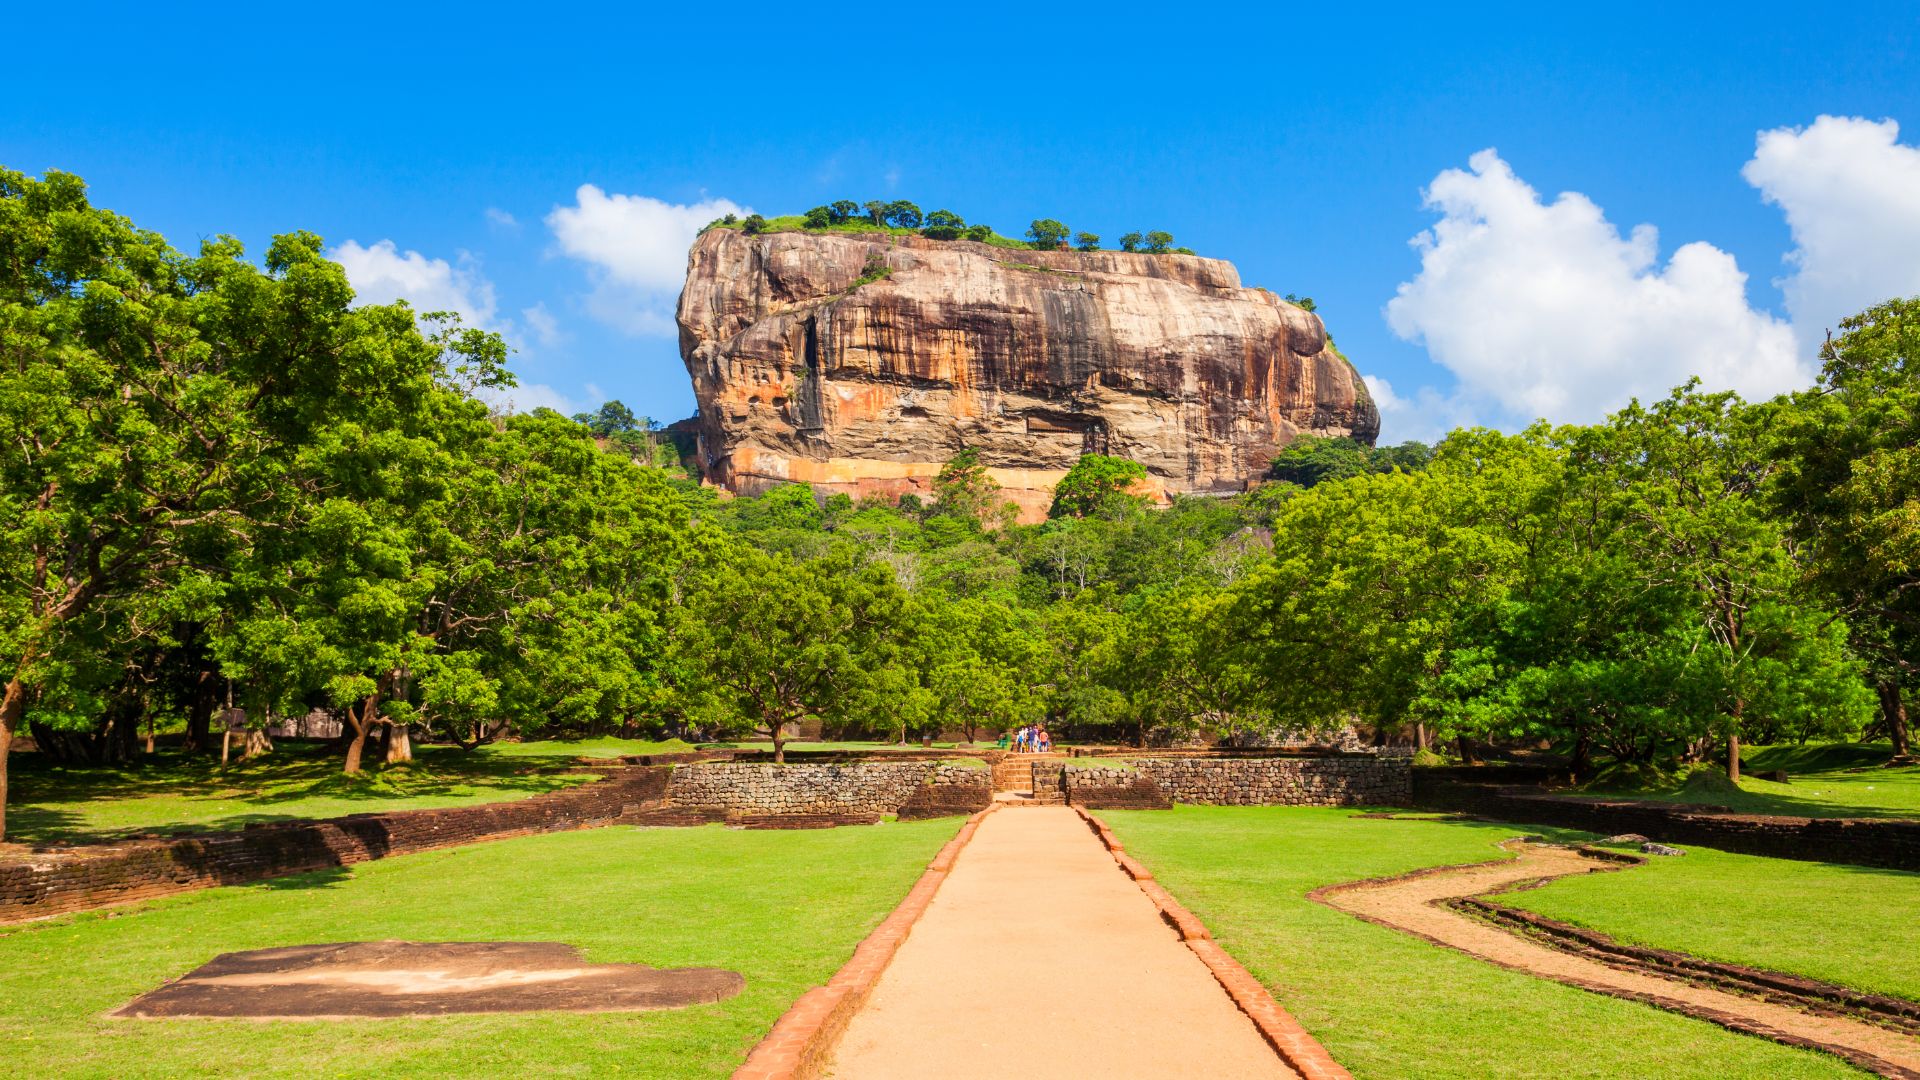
[676,229,1377,520]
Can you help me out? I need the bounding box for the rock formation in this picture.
[675,228,1378,521]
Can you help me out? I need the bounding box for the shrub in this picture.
[803,206,832,229]
[1118,231,1142,252]
[964,224,993,242]
[1074,231,1101,251]
[1143,230,1174,254]
[742,214,768,235]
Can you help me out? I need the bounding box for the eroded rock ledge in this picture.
[676,229,1379,520]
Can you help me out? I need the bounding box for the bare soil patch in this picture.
[116,940,744,1019]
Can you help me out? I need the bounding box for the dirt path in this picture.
[828,807,1295,1079]
[1315,843,1920,1079]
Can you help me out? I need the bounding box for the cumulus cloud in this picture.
[475,381,599,418]
[521,302,562,347]
[547,185,748,336]
[1363,374,1481,445]
[1743,115,1920,352]
[1384,149,1805,426]
[330,239,500,331]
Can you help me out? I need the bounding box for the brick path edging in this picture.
[732,805,1001,1080]
[1076,808,1353,1080]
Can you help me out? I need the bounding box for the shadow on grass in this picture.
[6,743,592,846]
[252,866,357,890]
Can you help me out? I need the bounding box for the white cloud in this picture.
[330,239,499,331]
[1361,374,1404,413]
[1362,374,1479,445]
[1384,149,1805,426]
[475,381,596,417]
[1743,115,1920,352]
[546,185,747,337]
[521,302,562,347]
[485,206,519,231]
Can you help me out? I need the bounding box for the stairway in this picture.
[992,754,1068,805]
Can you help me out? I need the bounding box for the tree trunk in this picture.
[0,677,24,842]
[1456,735,1478,766]
[343,696,377,774]
[1415,722,1430,753]
[242,729,273,760]
[185,674,216,753]
[1726,732,1742,783]
[1570,732,1592,782]
[771,718,786,764]
[1879,681,1912,762]
[384,721,412,764]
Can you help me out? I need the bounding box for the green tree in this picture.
[829,200,860,224]
[1772,298,1920,760]
[1284,293,1317,312]
[0,171,509,824]
[1569,385,1870,778]
[1143,231,1174,254]
[1268,435,1373,487]
[963,224,993,242]
[1026,219,1069,250]
[921,209,965,240]
[884,201,923,230]
[864,200,889,226]
[577,399,638,435]
[1049,454,1149,519]
[672,546,906,761]
[741,214,768,235]
[931,448,1008,526]
[1074,232,1101,252]
[803,206,832,229]
[1118,232,1143,252]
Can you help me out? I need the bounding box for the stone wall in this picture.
[898,765,993,820]
[1128,755,1412,807]
[1415,776,1920,872]
[665,761,987,818]
[1063,766,1171,810]
[0,767,671,924]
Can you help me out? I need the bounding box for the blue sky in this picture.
[7,2,1920,442]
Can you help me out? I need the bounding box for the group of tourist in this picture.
[1008,724,1053,753]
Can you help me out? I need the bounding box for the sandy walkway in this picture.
[829,807,1294,1079]
[1317,843,1920,1078]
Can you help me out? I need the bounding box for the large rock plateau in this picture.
[676,228,1378,520]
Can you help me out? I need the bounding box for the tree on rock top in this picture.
[1049,454,1149,519]
[1026,219,1069,250]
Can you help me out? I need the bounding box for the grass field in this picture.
[6,743,607,844]
[454,737,696,760]
[1103,806,1865,1079]
[0,819,953,1078]
[1584,742,1920,819]
[1502,842,1920,1003]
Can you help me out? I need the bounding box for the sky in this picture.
[6,1,1920,443]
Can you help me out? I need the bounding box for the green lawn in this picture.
[456,736,696,760]
[1584,742,1920,819]
[7,743,607,844]
[1103,806,1864,1079]
[1503,843,1920,1003]
[0,819,954,1078]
